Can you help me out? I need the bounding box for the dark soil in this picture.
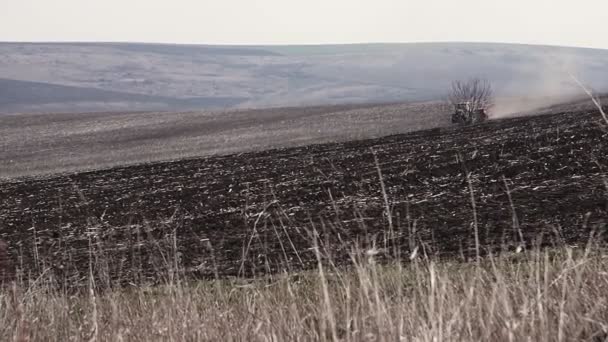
[1,110,607,287]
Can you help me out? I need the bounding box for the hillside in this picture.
[0,78,245,112]
[1,108,606,285]
[0,101,448,178]
[1,42,607,113]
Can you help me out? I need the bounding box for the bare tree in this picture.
[448,78,494,111]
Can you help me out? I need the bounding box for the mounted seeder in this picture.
[451,101,488,125]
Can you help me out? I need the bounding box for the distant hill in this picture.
[0,78,245,113]
[1,42,607,113]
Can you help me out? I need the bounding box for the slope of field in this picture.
[0,78,246,112]
[2,42,608,113]
[534,94,608,115]
[0,101,448,178]
[0,109,606,286]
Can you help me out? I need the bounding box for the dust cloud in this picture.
[491,52,588,118]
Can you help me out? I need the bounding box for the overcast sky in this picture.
[1,0,607,49]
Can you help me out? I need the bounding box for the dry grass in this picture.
[569,73,608,126]
[1,245,608,341]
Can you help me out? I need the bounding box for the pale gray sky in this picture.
[1,0,607,49]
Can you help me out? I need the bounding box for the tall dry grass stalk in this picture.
[1,245,608,341]
[569,72,608,125]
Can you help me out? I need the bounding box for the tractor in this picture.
[451,102,488,125]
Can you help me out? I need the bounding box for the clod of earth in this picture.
[0,110,607,288]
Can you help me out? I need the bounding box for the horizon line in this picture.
[0,40,606,51]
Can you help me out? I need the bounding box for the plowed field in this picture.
[1,110,607,286]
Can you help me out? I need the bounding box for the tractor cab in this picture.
[455,102,472,112]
